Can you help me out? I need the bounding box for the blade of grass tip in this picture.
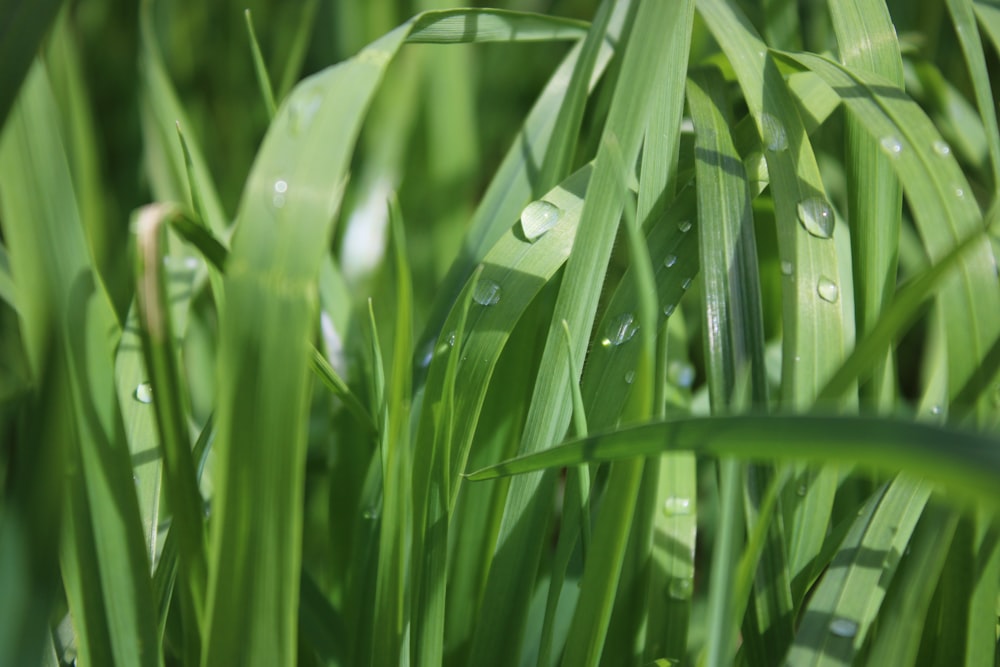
[536,321,592,667]
[468,2,676,663]
[828,0,904,411]
[134,203,209,663]
[0,0,63,127]
[369,198,414,667]
[244,9,277,119]
[277,0,320,100]
[949,0,1000,190]
[139,1,227,236]
[0,60,159,667]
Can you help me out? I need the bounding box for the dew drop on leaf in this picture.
[678,220,692,233]
[932,139,951,156]
[829,618,858,638]
[796,197,834,239]
[880,135,903,157]
[272,179,289,209]
[601,312,638,347]
[134,382,153,404]
[663,496,692,516]
[817,277,839,303]
[664,254,678,268]
[520,200,561,241]
[668,576,694,600]
[473,279,502,306]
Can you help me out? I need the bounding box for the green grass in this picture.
[1,1,1000,666]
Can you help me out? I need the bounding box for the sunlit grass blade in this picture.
[697,0,853,597]
[0,60,159,666]
[829,0,904,410]
[406,9,588,43]
[417,1,630,356]
[785,476,930,666]
[862,502,958,667]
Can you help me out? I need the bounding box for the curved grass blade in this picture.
[947,0,1000,189]
[406,9,588,43]
[779,51,1000,421]
[134,203,209,663]
[466,415,1000,508]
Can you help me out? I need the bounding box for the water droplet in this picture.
[663,303,676,317]
[668,360,695,388]
[880,136,903,157]
[681,277,693,290]
[134,382,153,404]
[780,260,794,276]
[817,277,839,303]
[678,220,692,233]
[933,139,951,156]
[668,576,694,600]
[664,496,692,516]
[930,404,943,416]
[829,618,858,638]
[362,507,379,520]
[624,370,636,385]
[664,254,678,268]
[760,112,788,152]
[473,279,502,306]
[797,197,834,239]
[520,200,562,241]
[796,485,807,497]
[447,331,457,347]
[954,186,965,198]
[273,179,289,209]
[601,312,638,347]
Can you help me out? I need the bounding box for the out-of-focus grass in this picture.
[1,1,1000,666]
